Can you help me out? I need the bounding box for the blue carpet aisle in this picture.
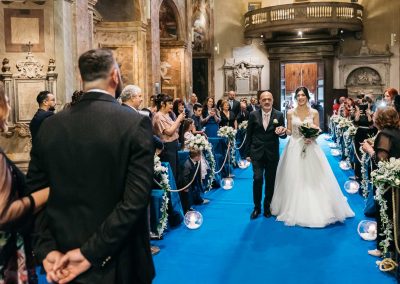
[152,137,396,284]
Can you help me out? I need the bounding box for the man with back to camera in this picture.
[27,48,155,284]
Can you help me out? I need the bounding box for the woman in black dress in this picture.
[219,100,237,129]
[362,107,400,257]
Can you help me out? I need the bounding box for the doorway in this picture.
[192,58,208,104]
[281,62,325,129]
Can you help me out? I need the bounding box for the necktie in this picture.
[263,113,269,130]
[229,100,233,109]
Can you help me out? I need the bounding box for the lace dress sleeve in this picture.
[0,154,34,228]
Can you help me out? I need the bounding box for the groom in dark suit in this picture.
[246,91,287,219]
[27,49,155,283]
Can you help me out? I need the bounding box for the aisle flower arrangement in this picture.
[343,125,357,157]
[238,120,248,132]
[154,155,170,236]
[185,134,216,190]
[218,126,237,166]
[371,158,400,256]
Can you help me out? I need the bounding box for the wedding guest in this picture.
[383,87,398,106]
[186,93,198,118]
[227,90,240,117]
[247,96,260,112]
[63,90,84,109]
[202,97,220,137]
[236,101,250,124]
[362,106,400,257]
[179,149,209,214]
[153,94,185,179]
[332,98,340,115]
[353,98,376,183]
[153,93,185,227]
[173,98,186,118]
[220,100,237,129]
[26,48,155,283]
[119,84,144,112]
[181,118,209,180]
[0,83,49,283]
[29,90,56,142]
[191,103,205,132]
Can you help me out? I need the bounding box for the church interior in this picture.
[0,1,400,283]
[0,0,398,168]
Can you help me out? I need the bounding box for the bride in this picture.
[270,87,354,228]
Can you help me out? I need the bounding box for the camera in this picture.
[359,103,368,113]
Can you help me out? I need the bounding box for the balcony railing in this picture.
[244,2,363,38]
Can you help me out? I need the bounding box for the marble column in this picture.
[53,0,75,104]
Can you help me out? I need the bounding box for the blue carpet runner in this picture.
[152,137,396,284]
[37,137,396,283]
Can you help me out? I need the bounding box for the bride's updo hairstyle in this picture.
[294,86,310,101]
[154,93,173,111]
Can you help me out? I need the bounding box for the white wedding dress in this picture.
[270,109,355,228]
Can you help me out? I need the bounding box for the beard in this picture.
[49,106,56,112]
[114,70,124,99]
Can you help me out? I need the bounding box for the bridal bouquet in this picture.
[299,122,321,158]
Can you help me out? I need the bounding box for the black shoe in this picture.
[250,209,261,219]
[263,210,272,218]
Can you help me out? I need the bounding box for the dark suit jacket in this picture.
[29,109,54,142]
[236,110,250,124]
[228,99,240,117]
[27,92,155,283]
[247,104,260,113]
[245,108,286,161]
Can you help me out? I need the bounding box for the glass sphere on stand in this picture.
[330,149,341,156]
[357,220,377,241]
[344,180,360,194]
[221,177,234,190]
[238,159,250,169]
[184,210,203,229]
[339,160,351,170]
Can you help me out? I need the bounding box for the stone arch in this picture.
[158,0,185,41]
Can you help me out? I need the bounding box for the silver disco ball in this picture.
[184,210,203,230]
[344,180,360,194]
[357,220,377,241]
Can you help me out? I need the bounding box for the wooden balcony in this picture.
[244,2,363,39]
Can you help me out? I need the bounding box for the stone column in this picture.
[53,0,75,104]
[0,59,14,127]
[269,59,281,110]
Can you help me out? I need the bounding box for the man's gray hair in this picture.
[120,85,142,102]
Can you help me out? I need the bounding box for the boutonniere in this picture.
[273,118,279,126]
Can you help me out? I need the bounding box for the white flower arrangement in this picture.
[330,114,340,124]
[343,125,357,157]
[371,157,400,256]
[185,134,216,191]
[218,126,237,166]
[153,155,170,236]
[336,117,353,130]
[238,120,248,131]
[359,147,371,198]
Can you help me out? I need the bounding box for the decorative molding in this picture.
[15,52,45,79]
[96,31,136,45]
